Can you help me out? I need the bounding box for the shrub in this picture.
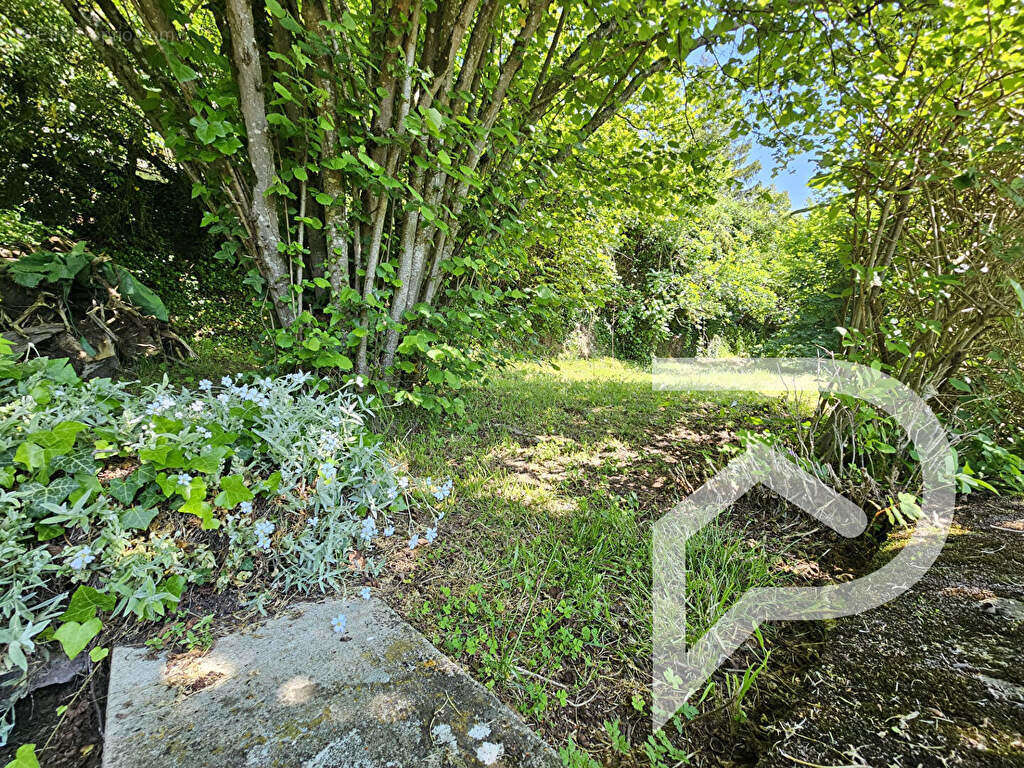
[0,343,446,743]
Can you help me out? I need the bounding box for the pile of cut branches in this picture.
[1,236,189,378]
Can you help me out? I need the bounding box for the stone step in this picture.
[103,598,559,768]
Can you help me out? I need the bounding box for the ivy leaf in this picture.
[214,474,254,508]
[167,56,198,83]
[181,478,217,528]
[106,474,143,505]
[119,506,159,531]
[61,585,116,623]
[53,617,102,660]
[34,523,64,541]
[14,441,45,471]
[5,744,40,768]
[188,446,228,474]
[89,646,109,663]
[261,471,282,495]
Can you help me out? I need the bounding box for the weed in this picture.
[145,613,215,653]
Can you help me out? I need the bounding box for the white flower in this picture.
[432,478,453,501]
[408,534,419,550]
[221,375,233,386]
[175,473,192,487]
[468,723,491,740]
[476,742,504,765]
[198,379,212,390]
[238,501,252,515]
[425,526,438,544]
[254,519,275,550]
[383,525,395,537]
[331,614,347,634]
[68,546,95,571]
[360,586,371,600]
[308,516,319,528]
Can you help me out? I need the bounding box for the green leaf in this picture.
[119,506,159,531]
[424,107,444,135]
[101,264,169,321]
[188,446,228,474]
[5,743,40,768]
[261,471,282,495]
[167,56,198,83]
[273,82,295,102]
[14,441,45,471]
[36,421,87,454]
[107,470,146,505]
[162,574,186,599]
[26,475,80,515]
[1009,278,1024,313]
[34,523,64,541]
[181,478,217,528]
[61,586,116,623]
[89,646,109,663]
[214,474,254,508]
[53,617,102,660]
[51,448,98,478]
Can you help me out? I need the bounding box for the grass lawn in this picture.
[375,358,849,767]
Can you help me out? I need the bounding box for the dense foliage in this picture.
[0,343,449,743]
[1,0,1024,764]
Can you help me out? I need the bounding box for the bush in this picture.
[0,345,447,743]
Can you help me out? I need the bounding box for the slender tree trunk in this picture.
[225,0,294,326]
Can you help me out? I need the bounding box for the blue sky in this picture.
[681,43,819,210]
[746,142,817,209]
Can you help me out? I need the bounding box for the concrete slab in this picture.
[103,599,559,768]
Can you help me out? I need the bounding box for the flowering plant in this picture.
[0,350,448,743]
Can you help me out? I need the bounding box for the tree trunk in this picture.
[225,0,294,326]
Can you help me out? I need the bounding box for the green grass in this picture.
[131,337,263,388]
[136,351,801,765]
[379,358,795,766]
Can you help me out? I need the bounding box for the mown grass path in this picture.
[379,359,854,766]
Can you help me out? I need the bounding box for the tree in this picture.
[58,0,808,382]
[0,0,182,239]
[737,0,1024,397]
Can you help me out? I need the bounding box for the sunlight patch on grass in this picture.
[383,357,797,765]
